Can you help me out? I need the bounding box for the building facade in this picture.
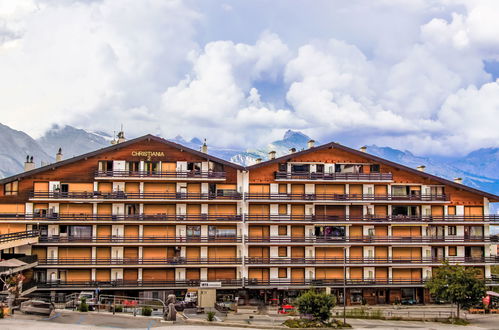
[0,135,498,305]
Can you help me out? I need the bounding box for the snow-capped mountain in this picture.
[0,123,53,178]
[230,130,317,165]
[37,125,111,159]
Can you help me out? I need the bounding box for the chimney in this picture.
[359,146,367,153]
[116,129,126,144]
[289,148,296,153]
[307,139,315,149]
[56,147,63,162]
[255,158,262,164]
[417,165,426,172]
[454,177,463,184]
[24,155,35,172]
[201,139,208,153]
[268,150,276,160]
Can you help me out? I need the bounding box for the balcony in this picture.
[244,277,499,287]
[0,213,242,223]
[244,256,499,266]
[39,236,242,244]
[35,279,243,289]
[29,191,242,201]
[245,215,499,224]
[245,193,447,202]
[275,171,393,182]
[0,230,39,250]
[38,257,242,266]
[246,236,496,245]
[95,170,226,181]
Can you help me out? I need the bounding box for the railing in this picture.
[244,278,499,287]
[38,257,242,265]
[0,230,39,243]
[0,255,38,273]
[29,191,242,200]
[246,236,496,243]
[275,172,393,181]
[95,170,226,179]
[244,256,499,265]
[245,215,499,223]
[0,213,242,222]
[32,277,499,289]
[39,236,242,243]
[245,193,448,201]
[36,279,243,288]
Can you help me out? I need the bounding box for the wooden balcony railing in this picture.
[275,172,393,181]
[245,193,448,201]
[38,257,242,265]
[39,236,242,244]
[95,170,226,179]
[35,279,243,288]
[244,256,499,265]
[0,213,242,222]
[29,191,242,200]
[246,236,496,244]
[0,230,39,243]
[245,215,499,223]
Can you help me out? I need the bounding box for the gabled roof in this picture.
[0,134,244,184]
[247,141,499,202]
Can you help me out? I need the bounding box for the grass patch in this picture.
[443,318,469,325]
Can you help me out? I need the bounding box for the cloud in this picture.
[0,0,498,156]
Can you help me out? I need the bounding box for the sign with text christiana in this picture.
[131,151,165,160]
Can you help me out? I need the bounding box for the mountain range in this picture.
[0,123,498,213]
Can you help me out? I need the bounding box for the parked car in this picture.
[20,300,54,315]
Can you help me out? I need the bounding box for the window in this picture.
[315,164,324,173]
[98,160,113,172]
[291,164,310,172]
[278,247,287,257]
[448,226,457,236]
[448,246,457,256]
[278,268,287,278]
[187,226,201,237]
[278,163,287,172]
[278,226,287,236]
[448,206,456,216]
[370,164,380,173]
[187,162,201,172]
[4,181,18,196]
[208,226,236,238]
[69,226,92,238]
[367,228,375,236]
[314,226,346,238]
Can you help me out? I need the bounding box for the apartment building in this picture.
[0,134,497,305]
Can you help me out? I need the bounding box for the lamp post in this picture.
[343,246,346,325]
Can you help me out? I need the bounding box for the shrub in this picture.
[207,311,216,321]
[113,305,123,313]
[0,307,4,319]
[79,297,89,312]
[295,290,336,323]
[142,306,152,316]
[283,319,351,328]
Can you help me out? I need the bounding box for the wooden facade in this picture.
[0,135,497,305]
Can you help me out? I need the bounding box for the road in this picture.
[2,310,499,329]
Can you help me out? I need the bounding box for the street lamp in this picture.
[343,246,346,325]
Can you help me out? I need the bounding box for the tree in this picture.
[425,262,486,319]
[295,290,336,323]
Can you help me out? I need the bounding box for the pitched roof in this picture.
[248,141,499,202]
[1,134,497,202]
[0,134,244,184]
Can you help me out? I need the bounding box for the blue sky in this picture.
[0,0,498,156]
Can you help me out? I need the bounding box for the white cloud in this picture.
[0,0,498,155]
